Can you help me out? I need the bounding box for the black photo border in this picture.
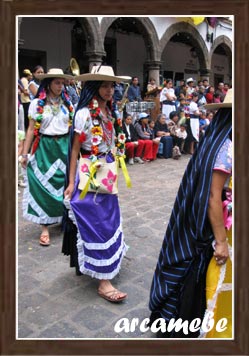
[1,0,248,355]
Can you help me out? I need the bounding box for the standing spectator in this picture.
[154,113,173,159]
[18,79,25,131]
[175,124,188,153]
[224,83,230,94]
[174,79,185,98]
[122,113,144,164]
[134,113,158,161]
[203,78,210,93]
[127,76,142,102]
[159,79,176,122]
[64,77,79,109]
[186,77,195,97]
[186,92,201,155]
[63,65,129,302]
[205,85,215,104]
[29,65,44,100]
[215,82,226,102]
[21,68,74,246]
[20,69,32,130]
[18,129,26,190]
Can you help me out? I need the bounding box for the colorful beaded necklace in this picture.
[79,97,126,157]
[34,89,74,137]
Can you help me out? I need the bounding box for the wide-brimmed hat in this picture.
[37,68,73,80]
[75,65,131,82]
[204,88,232,110]
[186,77,195,84]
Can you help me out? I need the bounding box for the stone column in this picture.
[199,68,211,83]
[145,60,162,86]
[85,51,106,71]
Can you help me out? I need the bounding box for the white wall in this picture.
[20,17,73,70]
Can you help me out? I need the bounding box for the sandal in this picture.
[98,288,127,303]
[39,233,50,246]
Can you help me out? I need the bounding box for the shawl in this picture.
[149,108,232,324]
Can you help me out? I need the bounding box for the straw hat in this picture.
[37,68,73,80]
[204,88,232,110]
[23,69,32,76]
[75,65,131,82]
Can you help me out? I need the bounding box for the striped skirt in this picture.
[65,173,128,280]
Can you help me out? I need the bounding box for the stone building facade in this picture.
[18,16,232,91]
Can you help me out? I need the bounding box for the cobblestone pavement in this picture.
[18,154,190,339]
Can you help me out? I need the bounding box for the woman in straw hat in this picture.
[149,89,232,338]
[21,68,74,246]
[62,65,131,302]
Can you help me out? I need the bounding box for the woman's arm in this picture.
[29,82,38,98]
[64,132,81,199]
[208,170,230,263]
[21,119,35,168]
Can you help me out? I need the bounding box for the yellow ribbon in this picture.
[79,161,100,200]
[117,155,132,188]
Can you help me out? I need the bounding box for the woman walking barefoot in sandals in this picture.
[63,65,131,302]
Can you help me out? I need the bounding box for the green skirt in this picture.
[23,135,69,225]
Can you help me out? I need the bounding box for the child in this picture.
[18,130,26,190]
[175,124,188,153]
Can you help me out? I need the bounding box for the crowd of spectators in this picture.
[18,65,230,170]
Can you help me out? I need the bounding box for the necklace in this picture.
[33,89,74,137]
[83,97,126,157]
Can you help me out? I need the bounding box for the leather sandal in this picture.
[39,233,50,246]
[98,288,127,303]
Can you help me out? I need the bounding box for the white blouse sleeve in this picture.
[74,107,91,134]
[28,98,39,121]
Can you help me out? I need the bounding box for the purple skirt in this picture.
[66,173,127,280]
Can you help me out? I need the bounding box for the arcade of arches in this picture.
[18,17,232,92]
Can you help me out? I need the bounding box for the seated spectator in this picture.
[206,111,214,123]
[122,113,144,165]
[154,113,173,159]
[134,113,158,161]
[167,111,185,151]
[199,110,210,139]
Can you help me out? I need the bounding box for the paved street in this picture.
[18,154,190,339]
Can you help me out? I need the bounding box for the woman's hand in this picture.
[21,156,28,169]
[64,183,75,200]
[213,240,229,265]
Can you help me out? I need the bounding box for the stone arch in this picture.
[100,17,160,62]
[210,35,232,61]
[160,21,210,73]
[77,17,105,54]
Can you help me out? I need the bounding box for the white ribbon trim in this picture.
[22,173,62,224]
[64,197,128,280]
[30,155,66,197]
